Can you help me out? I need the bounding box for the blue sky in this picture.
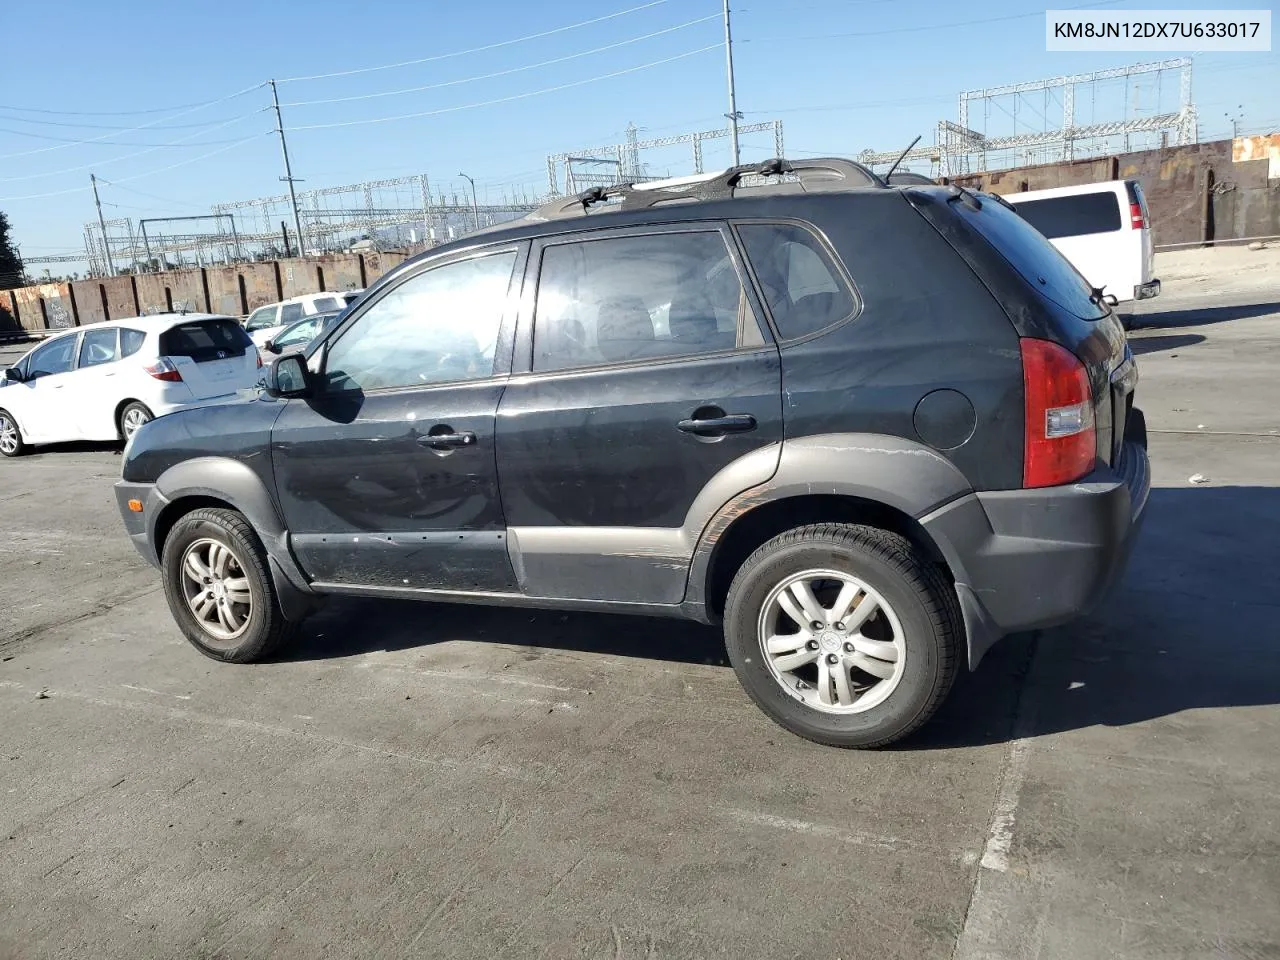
[2,0,1276,267]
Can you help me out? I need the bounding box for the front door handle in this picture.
[418,429,476,450]
[677,413,757,436]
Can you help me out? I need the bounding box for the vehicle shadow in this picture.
[1127,333,1206,357]
[277,485,1280,752]
[1130,300,1280,330]
[284,596,729,668]
[904,485,1280,749]
[18,440,124,457]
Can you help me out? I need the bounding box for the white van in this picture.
[1003,179,1160,327]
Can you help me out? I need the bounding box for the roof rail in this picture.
[524,156,888,224]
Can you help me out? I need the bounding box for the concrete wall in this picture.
[952,135,1280,248]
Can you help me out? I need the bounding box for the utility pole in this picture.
[90,174,116,277]
[459,172,479,232]
[269,79,306,257]
[723,0,742,166]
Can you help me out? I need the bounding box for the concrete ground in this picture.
[1,247,1278,959]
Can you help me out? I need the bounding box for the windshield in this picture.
[953,193,1108,320]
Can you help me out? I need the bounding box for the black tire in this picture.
[723,523,961,749]
[0,408,27,458]
[118,401,154,442]
[160,507,296,663]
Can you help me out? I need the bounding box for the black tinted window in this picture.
[534,231,757,373]
[78,327,118,368]
[311,297,340,312]
[160,319,251,362]
[324,251,516,392]
[736,223,856,340]
[120,328,146,357]
[28,335,77,378]
[1011,191,1121,239]
[957,195,1107,320]
[280,303,305,324]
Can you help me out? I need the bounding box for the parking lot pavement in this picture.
[2,260,1279,959]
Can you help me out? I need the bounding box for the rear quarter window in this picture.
[736,222,857,341]
[120,328,146,358]
[160,319,252,362]
[956,195,1107,321]
[1010,191,1122,239]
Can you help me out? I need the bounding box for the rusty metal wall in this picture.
[70,281,109,325]
[312,255,364,293]
[278,259,319,300]
[134,271,209,315]
[952,136,1280,247]
[102,276,139,320]
[205,266,246,318]
[239,263,281,313]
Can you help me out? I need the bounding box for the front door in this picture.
[271,244,527,591]
[12,333,82,444]
[496,224,784,605]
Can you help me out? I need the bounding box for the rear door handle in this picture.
[677,414,757,436]
[418,430,476,450]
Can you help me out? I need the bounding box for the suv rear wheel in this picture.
[723,523,960,748]
[160,507,294,662]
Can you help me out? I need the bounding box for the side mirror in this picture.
[1103,293,1120,307]
[2,367,23,383]
[263,353,311,399]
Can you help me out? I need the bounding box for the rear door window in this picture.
[1011,191,1121,239]
[956,194,1107,320]
[120,328,146,357]
[735,223,857,340]
[78,327,119,368]
[533,230,761,373]
[160,318,252,362]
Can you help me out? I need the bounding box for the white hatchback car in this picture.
[0,313,263,457]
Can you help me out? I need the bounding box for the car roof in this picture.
[39,312,238,339]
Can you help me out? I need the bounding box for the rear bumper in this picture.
[922,413,1151,668]
[1134,278,1161,301]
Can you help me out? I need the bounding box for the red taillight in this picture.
[1021,338,1096,488]
[1129,201,1145,230]
[144,358,183,383]
[256,352,263,368]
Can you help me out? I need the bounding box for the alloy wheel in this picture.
[180,538,254,643]
[757,568,907,714]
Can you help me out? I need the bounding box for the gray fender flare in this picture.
[682,433,998,668]
[151,456,317,620]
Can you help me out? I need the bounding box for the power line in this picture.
[0,126,264,150]
[0,114,265,180]
[745,0,1128,41]
[0,87,262,118]
[280,14,718,108]
[96,181,211,210]
[286,45,721,131]
[278,0,671,83]
[0,84,265,161]
[0,111,262,131]
[0,135,266,202]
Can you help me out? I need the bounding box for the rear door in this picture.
[71,326,125,439]
[495,222,783,605]
[159,317,259,399]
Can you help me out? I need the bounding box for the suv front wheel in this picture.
[724,523,960,748]
[160,507,295,662]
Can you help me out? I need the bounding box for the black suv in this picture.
[115,158,1150,748]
